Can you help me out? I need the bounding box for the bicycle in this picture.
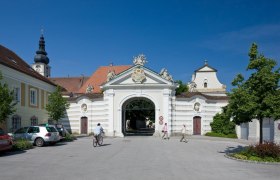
[93,132,104,147]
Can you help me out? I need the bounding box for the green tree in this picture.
[46,86,70,123]
[0,71,17,124]
[175,80,189,95]
[228,43,280,144]
[210,106,236,135]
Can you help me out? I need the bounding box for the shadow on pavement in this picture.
[218,145,247,154]
[100,143,111,147]
[0,149,27,157]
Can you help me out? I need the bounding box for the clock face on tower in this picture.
[35,65,41,72]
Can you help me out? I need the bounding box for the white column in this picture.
[163,89,171,135]
[105,89,115,136]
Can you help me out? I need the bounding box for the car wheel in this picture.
[35,138,44,147]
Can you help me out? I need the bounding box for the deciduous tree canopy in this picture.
[228,43,280,143]
[46,86,70,123]
[0,71,16,124]
[175,80,189,95]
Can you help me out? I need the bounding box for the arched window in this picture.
[12,115,21,131]
[30,116,38,126]
[204,78,208,88]
[204,82,208,88]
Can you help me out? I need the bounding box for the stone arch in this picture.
[120,95,157,136]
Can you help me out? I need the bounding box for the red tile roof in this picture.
[78,65,131,93]
[50,76,89,93]
[0,45,56,86]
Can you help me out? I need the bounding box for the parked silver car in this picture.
[39,123,68,138]
[13,126,60,147]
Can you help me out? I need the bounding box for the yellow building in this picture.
[0,35,56,132]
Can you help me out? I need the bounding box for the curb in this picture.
[224,153,280,165]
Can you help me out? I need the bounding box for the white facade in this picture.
[0,64,56,131]
[61,58,280,141]
[62,59,228,137]
[236,118,280,142]
[189,62,226,95]
[173,96,228,135]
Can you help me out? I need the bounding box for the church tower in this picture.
[32,31,51,77]
[188,60,226,95]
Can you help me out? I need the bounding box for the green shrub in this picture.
[232,154,248,160]
[13,139,33,150]
[248,156,263,161]
[226,133,238,138]
[63,133,76,142]
[205,132,224,137]
[233,142,280,162]
[205,132,237,138]
[210,107,236,135]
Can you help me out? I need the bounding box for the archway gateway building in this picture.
[2,35,279,141]
[51,54,228,137]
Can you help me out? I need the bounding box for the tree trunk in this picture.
[259,118,263,144]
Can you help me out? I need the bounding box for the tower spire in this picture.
[34,30,49,64]
[41,28,44,36]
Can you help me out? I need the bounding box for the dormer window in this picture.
[7,56,17,64]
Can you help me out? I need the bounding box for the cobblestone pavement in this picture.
[0,136,279,180]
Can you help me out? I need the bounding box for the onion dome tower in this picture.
[32,30,51,77]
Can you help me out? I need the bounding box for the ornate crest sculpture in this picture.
[86,84,93,93]
[159,68,173,82]
[133,54,147,66]
[107,70,116,82]
[131,67,146,84]
[194,102,201,112]
[81,103,87,112]
[189,81,197,92]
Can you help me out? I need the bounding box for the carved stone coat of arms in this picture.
[131,67,146,84]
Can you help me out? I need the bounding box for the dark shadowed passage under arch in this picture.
[122,97,155,136]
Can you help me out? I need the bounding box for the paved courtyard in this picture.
[0,136,279,180]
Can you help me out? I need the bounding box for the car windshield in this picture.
[15,127,29,134]
[46,127,58,132]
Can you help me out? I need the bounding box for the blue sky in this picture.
[1,0,280,91]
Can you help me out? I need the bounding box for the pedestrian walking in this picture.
[180,124,188,143]
[162,123,169,140]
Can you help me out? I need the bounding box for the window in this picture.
[12,115,21,131]
[30,116,38,126]
[30,88,37,106]
[204,82,208,88]
[204,79,208,88]
[14,127,28,134]
[14,87,20,102]
[27,127,39,133]
[46,127,58,132]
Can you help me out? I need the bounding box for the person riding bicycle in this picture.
[93,123,104,141]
